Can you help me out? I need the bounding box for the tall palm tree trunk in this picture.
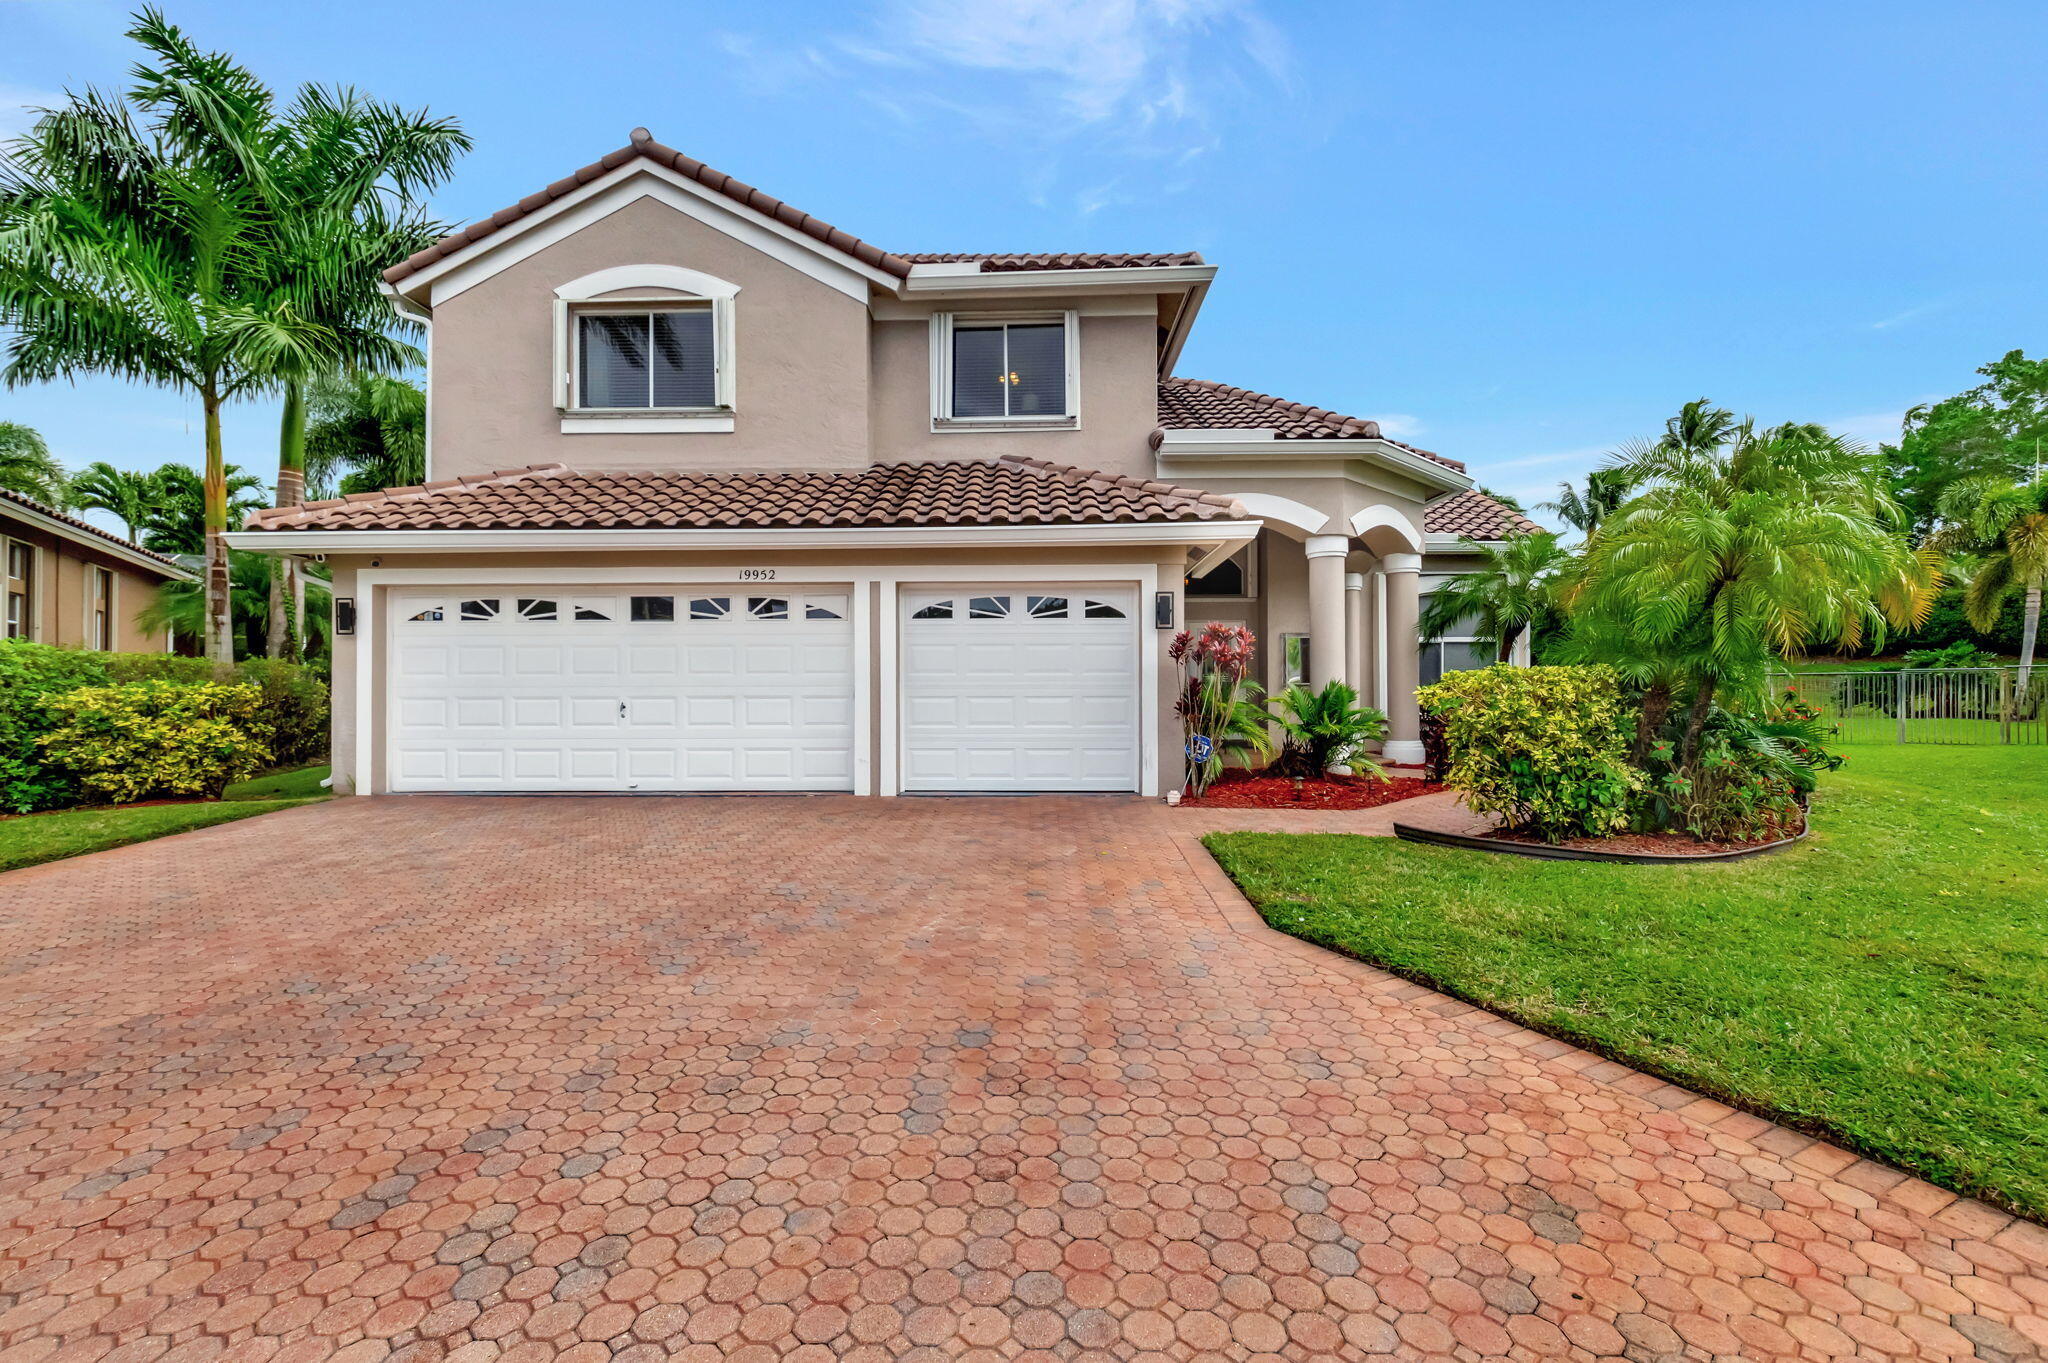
[202,387,233,664]
[2021,584,2042,693]
[267,381,307,659]
[1679,677,1718,772]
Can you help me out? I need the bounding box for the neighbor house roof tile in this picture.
[1422,488,1540,540]
[244,457,1245,533]
[1155,377,1465,470]
[0,486,188,575]
[903,252,1205,272]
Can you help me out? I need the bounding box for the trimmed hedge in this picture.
[40,682,269,803]
[0,641,328,811]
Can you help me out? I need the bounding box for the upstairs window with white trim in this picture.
[576,308,717,409]
[932,312,1078,429]
[552,265,740,427]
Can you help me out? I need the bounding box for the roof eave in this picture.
[893,263,1217,298]
[0,495,192,579]
[224,520,1259,556]
[1153,434,1473,492]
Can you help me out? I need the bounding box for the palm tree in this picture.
[1540,466,1638,537]
[1576,400,1939,770]
[1935,474,2048,688]
[138,461,265,557]
[65,460,155,540]
[0,83,335,661]
[0,421,64,504]
[1418,530,1571,664]
[304,371,426,497]
[122,9,468,658]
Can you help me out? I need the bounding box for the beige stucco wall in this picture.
[869,309,1162,479]
[320,543,1189,798]
[427,196,873,476]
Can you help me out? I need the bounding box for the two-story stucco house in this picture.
[230,131,1533,797]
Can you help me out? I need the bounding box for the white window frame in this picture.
[929,310,1080,432]
[3,537,36,642]
[87,563,115,651]
[551,264,739,433]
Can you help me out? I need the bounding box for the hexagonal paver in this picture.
[1,794,2043,1361]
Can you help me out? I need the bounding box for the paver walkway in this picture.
[1,795,2043,1362]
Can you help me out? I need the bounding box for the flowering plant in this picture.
[1171,624,1275,796]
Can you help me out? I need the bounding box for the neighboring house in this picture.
[228,130,1534,796]
[0,487,187,652]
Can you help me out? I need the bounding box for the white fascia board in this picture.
[1157,277,1210,378]
[1154,435,1473,492]
[896,264,1216,297]
[1425,534,1507,552]
[905,261,984,278]
[3,501,192,579]
[224,519,1260,557]
[394,161,900,308]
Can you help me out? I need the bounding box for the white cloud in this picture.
[1363,412,1424,440]
[1870,300,1949,331]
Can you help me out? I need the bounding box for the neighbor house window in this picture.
[933,313,1077,426]
[89,565,113,650]
[4,541,32,640]
[576,308,718,409]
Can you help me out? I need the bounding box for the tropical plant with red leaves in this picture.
[1172,624,1274,796]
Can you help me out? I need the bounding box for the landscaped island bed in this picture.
[1206,743,2048,1221]
[1181,769,1442,810]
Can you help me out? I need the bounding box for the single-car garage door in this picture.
[388,588,854,792]
[901,587,1139,792]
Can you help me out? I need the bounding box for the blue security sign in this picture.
[1185,735,1214,762]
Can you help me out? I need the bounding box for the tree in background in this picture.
[1934,474,2048,689]
[137,462,265,557]
[124,10,467,658]
[1885,350,2048,539]
[1576,400,1938,772]
[304,372,426,497]
[1419,530,1571,664]
[64,461,155,540]
[1,83,331,661]
[0,422,64,504]
[1540,466,1638,538]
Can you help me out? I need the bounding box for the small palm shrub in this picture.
[1419,664,1640,842]
[1269,681,1387,779]
[1900,640,1995,670]
[1171,624,1275,797]
[39,681,270,804]
[1640,690,1842,841]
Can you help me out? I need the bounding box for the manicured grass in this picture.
[0,765,331,874]
[1205,744,2048,1220]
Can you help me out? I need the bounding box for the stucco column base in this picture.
[1305,535,1350,696]
[1382,552,1424,765]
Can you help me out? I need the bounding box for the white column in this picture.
[1305,535,1350,693]
[1344,572,1365,694]
[1382,552,1424,764]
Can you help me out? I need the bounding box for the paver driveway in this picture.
[2,796,2044,1363]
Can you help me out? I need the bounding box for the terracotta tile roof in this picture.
[1155,377,1465,470]
[903,252,1204,272]
[1422,488,1540,540]
[383,133,1209,288]
[385,130,917,285]
[0,486,189,575]
[244,457,1244,533]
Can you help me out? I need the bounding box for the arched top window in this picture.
[552,265,739,414]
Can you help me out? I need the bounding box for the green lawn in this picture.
[1205,744,2048,1221]
[0,764,331,874]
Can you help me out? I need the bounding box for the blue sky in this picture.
[5,0,2045,531]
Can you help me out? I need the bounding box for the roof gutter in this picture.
[1153,435,1473,493]
[223,520,1261,557]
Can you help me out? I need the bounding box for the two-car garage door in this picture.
[385,584,1140,793]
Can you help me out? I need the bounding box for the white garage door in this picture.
[388,588,854,792]
[902,587,1140,792]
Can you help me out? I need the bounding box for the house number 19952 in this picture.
[738,568,776,581]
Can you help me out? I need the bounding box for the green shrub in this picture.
[1419,664,1640,841]
[235,658,330,766]
[1269,681,1387,779]
[0,642,111,811]
[38,681,270,804]
[102,653,223,684]
[1900,640,1996,670]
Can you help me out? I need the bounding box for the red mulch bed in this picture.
[1180,768,1444,810]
